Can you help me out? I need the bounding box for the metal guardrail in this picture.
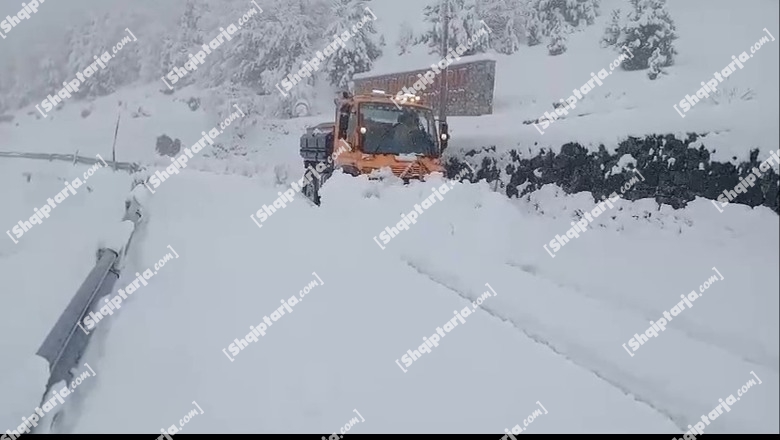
[31,187,145,433]
[0,151,142,173]
[36,249,121,389]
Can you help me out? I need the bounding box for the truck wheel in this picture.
[302,170,321,205]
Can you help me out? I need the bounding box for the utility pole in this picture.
[439,0,449,124]
[111,113,121,171]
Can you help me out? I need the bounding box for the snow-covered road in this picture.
[0,0,777,434]
[4,166,772,433]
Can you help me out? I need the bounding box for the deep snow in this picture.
[0,0,778,434]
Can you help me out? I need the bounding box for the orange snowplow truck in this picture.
[299,90,450,204]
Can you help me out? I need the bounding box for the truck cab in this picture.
[299,91,450,203]
[333,91,448,178]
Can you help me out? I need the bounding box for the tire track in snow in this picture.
[401,257,688,431]
[506,261,779,373]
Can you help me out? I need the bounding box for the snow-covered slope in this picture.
[366,0,780,163]
[1,161,777,433]
[0,0,777,435]
[0,158,133,433]
[3,1,777,166]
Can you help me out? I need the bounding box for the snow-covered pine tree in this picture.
[524,8,544,46]
[135,35,165,84]
[482,0,525,54]
[159,0,210,86]
[323,0,382,89]
[420,0,489,57]
[527,0,600,36]
[248,0,324,115]
[600,8,621,48]
[647,47,667,79]
[2,61,35,109]
[220,3,272,90]
[546,9,570,55]
[396,21,416,55]
[0,68,14,113]
[499,14,522,53]
[616,0,677,71]
[116,7,167,84]
[0,0,171,111]
[572,0,600,26]
[64,21,95,100]
[65,14,119,99]
[111,27,145,88]
[258,65,316,118]
[39,57,68,94]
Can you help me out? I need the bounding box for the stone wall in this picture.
[445,133,780,214]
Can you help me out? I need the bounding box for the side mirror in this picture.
[439,122,449,151]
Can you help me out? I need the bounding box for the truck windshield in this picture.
[360,103,438,156]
